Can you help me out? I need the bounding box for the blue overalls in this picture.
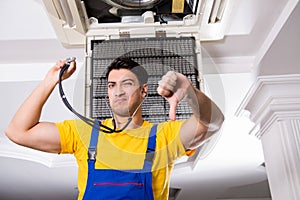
[82,121,158,200]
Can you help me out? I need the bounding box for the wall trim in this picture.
[236,74,300,137]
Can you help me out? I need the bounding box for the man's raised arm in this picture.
[5,60,76,153]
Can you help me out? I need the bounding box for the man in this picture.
[5,57,224,199]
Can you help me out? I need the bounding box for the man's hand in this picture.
[45,59,76,85]
[157,71,192,121]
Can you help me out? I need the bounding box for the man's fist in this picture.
[157,71,192,120]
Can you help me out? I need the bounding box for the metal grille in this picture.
[90,37,199,123]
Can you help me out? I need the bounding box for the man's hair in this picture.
[106,57,148,85]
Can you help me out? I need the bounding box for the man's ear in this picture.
[141,84,148,98]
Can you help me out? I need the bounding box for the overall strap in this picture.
[88,120,101,161]
[147,124,157,153]
[143,124,158,171]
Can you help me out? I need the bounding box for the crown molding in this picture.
[236,74,300,138]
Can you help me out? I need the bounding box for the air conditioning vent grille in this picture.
[89,37,200,123]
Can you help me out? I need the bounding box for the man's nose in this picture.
[113,85,125,96]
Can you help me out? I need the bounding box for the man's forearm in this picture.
[186,86,224,132]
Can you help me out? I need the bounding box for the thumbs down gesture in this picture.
[157,71,193,121]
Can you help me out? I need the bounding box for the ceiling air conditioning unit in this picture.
[42,0,231,170]
[42,0,236,48]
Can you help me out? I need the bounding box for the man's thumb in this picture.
[169,100,178,121]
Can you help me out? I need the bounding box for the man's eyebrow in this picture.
[107,78,135,84]
[122,78,134,83]
[107,81,116,84]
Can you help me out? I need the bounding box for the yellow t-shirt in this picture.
[55,118,193,200]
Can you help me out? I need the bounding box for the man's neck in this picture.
[114,115,144,129]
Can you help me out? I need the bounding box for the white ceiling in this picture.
[0,0,299,199]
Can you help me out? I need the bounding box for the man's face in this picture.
[107,69,143,117]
